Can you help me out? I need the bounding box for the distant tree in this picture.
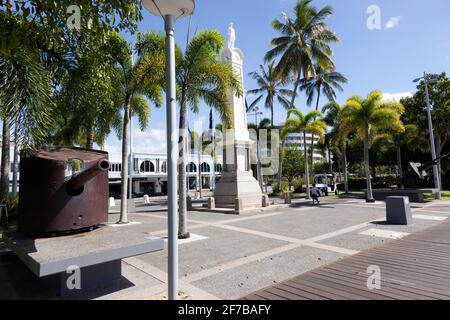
[283,109,326,199]
[282,148,304,184]
[372,124,428,188]
[400,73,450,183]
[248,62,293,128]
[266,0,339,108]
[300,63,347,166]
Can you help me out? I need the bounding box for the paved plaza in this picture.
[1,197,449,299]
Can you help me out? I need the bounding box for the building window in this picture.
[215,164,222,173]
[201,163,210,173]
[109,163,122,172]
[187,162,197,173]
[161,161,167,173]
[140,160,155,173]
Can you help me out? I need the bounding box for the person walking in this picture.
[312,184,320,205]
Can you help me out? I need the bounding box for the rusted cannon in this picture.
[18,147,110,236]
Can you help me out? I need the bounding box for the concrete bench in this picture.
[370,189,438,203]
[4,227,163,297]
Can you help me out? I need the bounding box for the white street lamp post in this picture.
[142,0,195,301]
[413,72,442,200]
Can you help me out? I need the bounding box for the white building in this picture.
[108,152,222,197]
[283,132,326,163]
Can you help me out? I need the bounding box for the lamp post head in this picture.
[142,0,195,17]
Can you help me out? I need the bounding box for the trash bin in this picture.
[386,196,412,225]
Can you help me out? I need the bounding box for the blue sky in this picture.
[105,0,450,160]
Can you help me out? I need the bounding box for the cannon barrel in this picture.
[66,159,110,193]
[418,152,450,172]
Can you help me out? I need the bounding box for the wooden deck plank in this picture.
[330,259,450,291]
[322,264,450,296]
[244,217,450,300]
[314,268,450,299]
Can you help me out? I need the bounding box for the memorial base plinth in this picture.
[214,170,263,213]
[4,226,163,297]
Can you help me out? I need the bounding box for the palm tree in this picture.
[114,32,166,224]
[339,91,405,202]
[301,63,347,166]
[323,101,351,193]
[248,63,293,128]
[0,15,54,199]
[265,0,339,108]
[283,109,326,200]
[172,30,241,239]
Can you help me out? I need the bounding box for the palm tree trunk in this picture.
[86,126,94,150]
[198,145,202,199]
[12,122,18,196]
[276,143,284,193]
[0,116,10,200]
[178,101,190,239]
[397,146,404,189]
[290,67,302,108]
[304,131,311,200]
[342,145,349,194]
[270,106,274,129]
[328,145,332,173]
[364,124,374,202]
[310,86,321,172]
[118,95,131,224]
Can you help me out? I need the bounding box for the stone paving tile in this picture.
[192,246,345,299]
[227,204,384,240]
[136,225,289,278]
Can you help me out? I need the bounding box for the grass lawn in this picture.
[424,191,450,201]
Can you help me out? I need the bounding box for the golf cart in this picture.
[313,174,339,196]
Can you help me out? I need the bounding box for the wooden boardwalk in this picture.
[245,219,450,300]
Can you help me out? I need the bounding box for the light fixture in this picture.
[142,0,195,18]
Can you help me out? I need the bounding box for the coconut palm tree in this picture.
[283,109,326,200]
[302,64,347,110]
[301,63,347,166]
[339,91,405,202]
[171,30,241,239]
[265,0,339,108]
[247,63,293,128]
[113,32,166,224]
[0,14,54,199]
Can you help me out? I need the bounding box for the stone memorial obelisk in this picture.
[213,23,263,211]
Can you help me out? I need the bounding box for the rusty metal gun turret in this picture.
[18,147,110,236]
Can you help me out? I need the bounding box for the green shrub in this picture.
[279,180,289,193]
[1,194,19,215]
[292,178,304,193]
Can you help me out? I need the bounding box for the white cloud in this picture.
[382,92,413,102]
[105,128,167,162]
[385,16,402,29]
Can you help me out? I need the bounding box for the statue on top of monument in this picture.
[227,22,236,49]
